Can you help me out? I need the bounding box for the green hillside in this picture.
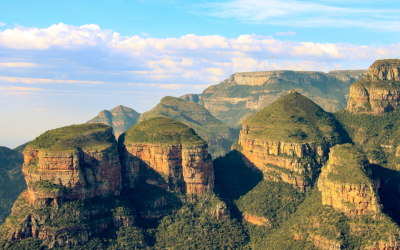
[139,96,235,157]
[243,91,343,146]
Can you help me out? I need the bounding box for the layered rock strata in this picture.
[318,144,381,217]
[347,59,400,115]
[238,91,342,191]
[22,126,122,208]
[119,117,214,195]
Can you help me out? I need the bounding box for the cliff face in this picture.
[318,144,381,217]
[120,142,214,195]
[347,60,400,115]
[2,124,134,248]
[87,105,140,139]
[22,145,122,208]
[182,69,366,127]
[119,117,214,195]
[237,91,343,191]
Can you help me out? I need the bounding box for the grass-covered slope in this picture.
[26,123,115,152]
[139,96,235,156]
[243,91,343,146]
[0,147,26,225]
[122,117,205,146]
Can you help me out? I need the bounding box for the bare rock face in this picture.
[22,126,122,208]
[242,213,271,227]
[347,59,400,115]
[119,117,214,195]
[318,144,381,217]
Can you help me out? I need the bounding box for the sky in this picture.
[1,0,400,148]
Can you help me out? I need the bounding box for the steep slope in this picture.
[260,144,399,250]
[181,69,366,127]
[347,60,400,115]
[119,117,214,195]
[139,96,235,158]
[0,147,26,225]
[238,90,343,191]
[0,124,135,248]
[87,105,140,139]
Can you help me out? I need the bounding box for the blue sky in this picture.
[1,0,400,148]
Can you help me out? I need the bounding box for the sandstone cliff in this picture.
[347,59,400,115]
[238,91,343,191]
[119,117,214,195]
[1,124,135,248]
[181,69,366,127]
[22,124,122,207]
[318,144,381,217]
[87,105,140,139]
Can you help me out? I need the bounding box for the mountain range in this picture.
[2,60,400,249]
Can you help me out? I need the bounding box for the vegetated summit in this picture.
[243,90,343,146]
[122,116,205,146]
[181,69,367,128]
[27,123,115,152]
[139,96,236,157]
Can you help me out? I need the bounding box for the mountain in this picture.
[139,96,236,158]
[87,105,140,139]
[181,69,367,128]
[347,59,400,115]
[0,147,26,225]
[237,90,344,191]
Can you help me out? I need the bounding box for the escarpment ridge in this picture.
[347,59,400,115]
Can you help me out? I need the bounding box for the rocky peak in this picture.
[364,59,400,82]
[347,59,400,115]
[119,117,214,195]
[22,124,122,208]
[238,92,343,191]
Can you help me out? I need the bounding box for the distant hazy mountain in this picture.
[139,96,236,158]
[87,105,140,139]
[181,69,367,128]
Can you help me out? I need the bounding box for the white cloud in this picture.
[204,0,400,31]
[35,108,46,112]
[0,86,46,91]
[275,31,296,36]
[140,32,150,37]
[0,23,5,27]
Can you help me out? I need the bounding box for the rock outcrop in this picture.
[318,144,381,217]
[2,124,134,248]
[182,69,366,127]
[242,213,271,227]
[238,91,343,191]
[87,105,140,139]
[22,124,122,208]
[139,96,235,158]
[347,59,400,115]
[119,117,214,195]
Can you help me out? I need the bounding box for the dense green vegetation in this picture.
[139,96,236,157]
[27,124,115,152]
[0,147,27,225]
[243,91,343,146]
[326,144,372,185]
[122,117,205,146]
